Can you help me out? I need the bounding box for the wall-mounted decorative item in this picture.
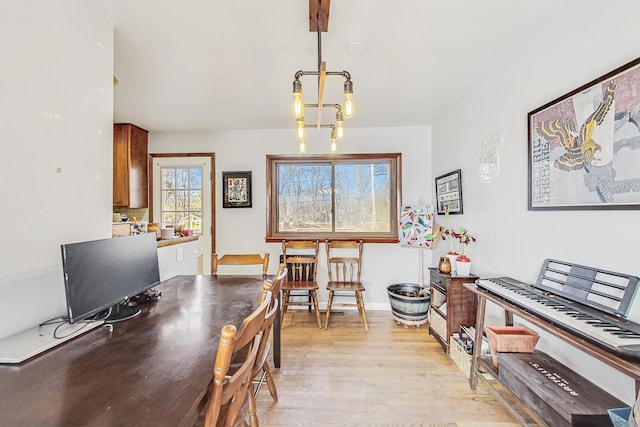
[435,169,463,215]
[399,205,436,248]
[398,204,438,288]
[222,171,252,208]
[479,131,503,183]
[528,56,640,211]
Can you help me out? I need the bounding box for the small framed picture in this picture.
[435,169,463,215]
[222,171,252,208]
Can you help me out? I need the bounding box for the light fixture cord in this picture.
[317,0,322,72]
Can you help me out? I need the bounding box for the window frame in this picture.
[266,153,402,243]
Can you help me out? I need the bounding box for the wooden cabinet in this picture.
[428,268,478,353]
[113,123,149,208]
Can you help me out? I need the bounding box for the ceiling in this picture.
[113,0,578,133]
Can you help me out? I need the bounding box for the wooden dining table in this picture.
[0,274,278,427]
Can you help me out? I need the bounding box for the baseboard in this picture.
[284,302,391,311]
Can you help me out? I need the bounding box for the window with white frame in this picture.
[160,167,203,234]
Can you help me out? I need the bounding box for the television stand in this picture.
[99,303,142,323]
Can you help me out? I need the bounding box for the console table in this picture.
[428,268,478,354]
[0,274,275,426]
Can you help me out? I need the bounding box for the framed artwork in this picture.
[399,205,435,248]
[528,56,640,210]
[222,171,252,208]
[435,169,463,215]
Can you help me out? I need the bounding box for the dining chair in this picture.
[252,264,287,403]
[324,240,367,331]
[280,241,316,312]
[202,292,271,427]
[281,240,323,328]
[212,253,270,275]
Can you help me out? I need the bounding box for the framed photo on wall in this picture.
[528,56,640,210]
[222,171,252,208]
[435,169,463,215]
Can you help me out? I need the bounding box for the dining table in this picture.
[0,274,278,426]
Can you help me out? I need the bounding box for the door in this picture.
[151,154,214,274]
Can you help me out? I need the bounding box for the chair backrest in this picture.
[258,263,287,308]
[212,253,270,275]
[271,263,287,300]
[251,281,281,379]
[281,241,319,282]
[326,240,363,283]
[204,293,271,427]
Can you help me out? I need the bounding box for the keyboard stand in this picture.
[464,282,640,424]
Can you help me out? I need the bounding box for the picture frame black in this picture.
[435,169,463,215]
[528,56,640,211]
[222,171,252,208]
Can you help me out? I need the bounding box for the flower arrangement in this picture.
[456,228,476,262]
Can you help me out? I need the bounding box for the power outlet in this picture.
[176,247,184,262]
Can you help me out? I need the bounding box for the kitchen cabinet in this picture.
[428,268,478,353]
[113,123,149,208]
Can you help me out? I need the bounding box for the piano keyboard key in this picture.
[476,278,640,355]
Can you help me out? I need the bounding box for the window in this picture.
[160,167,203,234]
[266,153,401,243]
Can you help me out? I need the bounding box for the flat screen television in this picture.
[61,233,161,324]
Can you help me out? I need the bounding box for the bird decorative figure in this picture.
[535,81,616,171]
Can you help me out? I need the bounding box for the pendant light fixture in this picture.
[291,0,354,152]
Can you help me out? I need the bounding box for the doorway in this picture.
[149,153,215,274]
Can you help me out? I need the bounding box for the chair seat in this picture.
[283,280,319,291]
[326,281,365,291]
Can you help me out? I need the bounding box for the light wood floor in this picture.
[255,310,520,426]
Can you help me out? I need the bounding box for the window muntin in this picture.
[267,154,401,242]
[161,167,203,234]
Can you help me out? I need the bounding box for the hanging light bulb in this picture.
[299,139,307,153]
[335,109,344,140]
[330,128,338,152]
[292,79,304,118]
[343,79,354,118]
[296,117,305,141]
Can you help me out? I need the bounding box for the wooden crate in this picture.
[498,351,624,426]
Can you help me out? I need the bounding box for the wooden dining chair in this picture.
[251,264,287,403]
[212,253,270,275]
[202,292,271,427]
[281,240,323,328]
[325,240,368,331]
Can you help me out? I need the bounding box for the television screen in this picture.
[61,233,161,324]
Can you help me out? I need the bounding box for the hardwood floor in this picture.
[256,310,520,426]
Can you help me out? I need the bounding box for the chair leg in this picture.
[281,290,290,315]
[263,364,278,403]
[248,387,259,427]
[356,291,369,331]
[310,290,322,329]
[324,291,334,330]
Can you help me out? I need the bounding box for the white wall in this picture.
[431,4,640,404]
[157,241,199,281]
[150,126,432,308]
[0,2,114,340]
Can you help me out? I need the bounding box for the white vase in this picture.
[446,253,459,272]
[456,259,471,276]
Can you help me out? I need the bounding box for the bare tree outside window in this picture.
[266,154,401,243]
